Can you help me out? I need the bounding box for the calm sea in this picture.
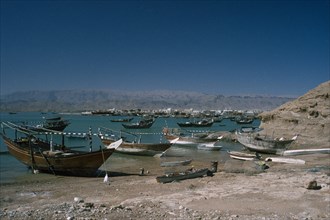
[0,112,260,184]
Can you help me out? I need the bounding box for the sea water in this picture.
[0,112,260,183]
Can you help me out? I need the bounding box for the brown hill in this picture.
[259,81,330,148]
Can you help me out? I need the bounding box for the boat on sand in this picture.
[228,150,261,161]
[99,128,174,156]
[160,159,192,167]
[236,131,296,155]
[197,143,222,151]
[265,157,305,164]
[156,168,209,183]
[1,122,121,177]
[163,127,222,147]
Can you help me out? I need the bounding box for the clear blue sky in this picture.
[1,0,329,97]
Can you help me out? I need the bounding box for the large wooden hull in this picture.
[101,138,171,156]
[236,132,294,155]
[3,136,115,176]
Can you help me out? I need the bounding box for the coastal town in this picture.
[0,81,329,219]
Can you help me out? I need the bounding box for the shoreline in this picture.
[1,154,329,219]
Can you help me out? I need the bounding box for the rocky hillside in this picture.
[0,90,293,112]
[259,81,330,148]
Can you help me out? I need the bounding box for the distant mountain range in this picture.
[0,90,294,112]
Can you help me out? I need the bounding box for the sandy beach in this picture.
[0,153,329,220]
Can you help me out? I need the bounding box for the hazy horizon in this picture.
[1,87,305,98]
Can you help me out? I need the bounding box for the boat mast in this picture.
[28,134,36,173]
[88,127,92,152]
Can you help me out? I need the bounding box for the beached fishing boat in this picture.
[236,131,296,155]
[156,168,209,183]
[265,157,305,164]
[100,137,174,156]
[163,127,221,147]
[282,148,330,156]
[99,128,174,156]
[101,137,172,156]
[228,150,261,161]
[197,143,222,151]
[1,122,121,177]
[160,159,192,167]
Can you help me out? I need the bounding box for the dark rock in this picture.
[306,180,322,190]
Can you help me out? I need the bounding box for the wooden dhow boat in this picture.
[99,128,175,156]
[1,122,122,177]
[31,116,70,131]
[236,131,296,155]
[177,119,214,128]
[110,117,134,122]
[122,118,155,129]
[163,127,222,147]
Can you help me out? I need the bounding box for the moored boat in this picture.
[197,143,222,151]
[236,131,296,155]
[110,117,134,122]
[0,122,122,177]
[122,118,155,129]
[40,116,70,131]
[163,127,221,147]
[282,148,330,156]
[156,168,209,183]
[99,128,172,156]
[265,157,305,164]
[160,159,192,167]
[228,150,261,161]
[101,138,172,156]
[177,119,213,127]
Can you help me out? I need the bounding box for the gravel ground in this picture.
[1,154,329,220]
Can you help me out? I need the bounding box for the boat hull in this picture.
[236,132,294,155]
[156,168,209,183]
[160,159,192,167]
[101,138,172,156]
[164,134,218,147]
[3,136,115,177]
[177,122,213,127]
[197,143,222,151]
[228,151,260,161]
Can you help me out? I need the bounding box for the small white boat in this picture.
[265,157,305,164]
[282,148,330,156]
[197,143,222,151]
[228,150,261,161]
